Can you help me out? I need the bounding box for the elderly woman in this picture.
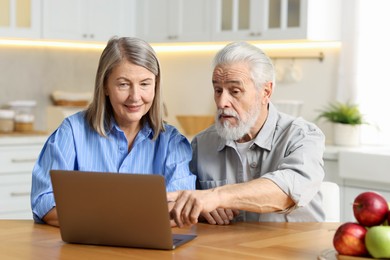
[31,37,195,226]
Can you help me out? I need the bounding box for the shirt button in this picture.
[250,162,257,168]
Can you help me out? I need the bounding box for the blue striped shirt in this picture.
[31,111,196,223]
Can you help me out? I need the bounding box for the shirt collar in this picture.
[217,102,278,152]
[107,119,154,139]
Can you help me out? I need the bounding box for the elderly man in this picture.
[168,41,325,227]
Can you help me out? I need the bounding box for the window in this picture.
[340,0,390,145]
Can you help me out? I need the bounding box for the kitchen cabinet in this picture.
[211,0,340,42]
[42,0,136,42]
[136,0,211,43]
[0,136,46,219]
[0,0,41,38]
[324,146,390,222]
[343,186,390,223]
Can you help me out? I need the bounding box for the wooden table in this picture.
[0,220,367,259]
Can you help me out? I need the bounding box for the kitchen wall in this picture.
[0,45,339,142]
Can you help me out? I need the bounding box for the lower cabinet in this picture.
[0,136,46,219]
[324,152,390,223]
[343,186,390,223]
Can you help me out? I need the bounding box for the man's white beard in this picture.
[215,101,261,141]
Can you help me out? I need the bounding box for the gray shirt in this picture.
[190,103,326,222]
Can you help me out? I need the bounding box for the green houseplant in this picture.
[317,102,364,125]
[317,102,364,146]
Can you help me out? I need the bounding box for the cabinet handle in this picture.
[10,191,30,197]
[11,158,37,163]
[249,32,262,37]
[167,35,178,40]
[82,33,87,38]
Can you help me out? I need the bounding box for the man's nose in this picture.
[215,92,231,109]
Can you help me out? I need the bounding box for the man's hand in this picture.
[200,208,240,225]
[167,189,221,228]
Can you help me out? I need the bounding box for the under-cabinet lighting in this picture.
[0,39,105,49]
[152,41,341,52]
[0,39,341,52]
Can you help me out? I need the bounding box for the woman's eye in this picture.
[140,82,152,89]
[118,82,129,89]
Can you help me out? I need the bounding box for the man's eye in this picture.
[214,88,222,94]
[231,89,241,95]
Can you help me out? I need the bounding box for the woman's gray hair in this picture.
[85,36,164,139]
[213,41,275,89]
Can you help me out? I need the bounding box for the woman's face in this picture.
[105,61,155,129]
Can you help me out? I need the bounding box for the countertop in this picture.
[324,144,390,161]
[0,131,48,145]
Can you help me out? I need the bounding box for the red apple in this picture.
[333,222,369,256]
[388,209,390,225]
[353,191,388,227]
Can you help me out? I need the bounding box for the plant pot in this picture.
[333,123,361,146]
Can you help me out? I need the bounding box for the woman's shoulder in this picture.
[57,110,90,134]
[160,123,181,136]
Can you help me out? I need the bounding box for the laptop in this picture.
[50,170,197,250]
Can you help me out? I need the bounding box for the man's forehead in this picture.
[212,63,251,82]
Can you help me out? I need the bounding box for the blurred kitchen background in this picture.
[1,0,389,222]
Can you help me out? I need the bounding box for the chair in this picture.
[320,181,340,222]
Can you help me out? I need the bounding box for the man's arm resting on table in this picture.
[169,178,295,227]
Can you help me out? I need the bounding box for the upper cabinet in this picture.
[211,0,340,42]
[136,0,211,43]
[0,0,41,38]
[42,0,136,42]
[0,0,340,43]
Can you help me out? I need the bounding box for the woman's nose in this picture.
[128,86,140,100]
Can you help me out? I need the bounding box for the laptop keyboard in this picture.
[173,238,183,244]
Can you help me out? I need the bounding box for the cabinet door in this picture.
[0,140,44,220]
[136,0,211,43]
[262,0,307,40]
[86,0,136,42]
[42,0,85,41]
[0,0,41,38]
[172,0,211,42]
[42,0,136,42]
[343,186,390,223]
[211,0,265,41]
[136,0,172,42]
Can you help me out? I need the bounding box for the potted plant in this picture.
[317,102,364,146]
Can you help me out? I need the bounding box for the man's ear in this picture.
[262,82,273,104]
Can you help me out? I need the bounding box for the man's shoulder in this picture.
[193,124,218,139]
[277,113,323,135]
[192,124,222,147]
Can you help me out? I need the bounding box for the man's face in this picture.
[212,62,262,141]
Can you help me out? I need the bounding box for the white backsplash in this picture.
[0,46,339,139]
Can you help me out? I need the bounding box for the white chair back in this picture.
[320,181,340,222]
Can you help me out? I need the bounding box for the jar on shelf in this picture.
[0,109,15,132]
[14,113,35,132]
[8,100,36,132]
